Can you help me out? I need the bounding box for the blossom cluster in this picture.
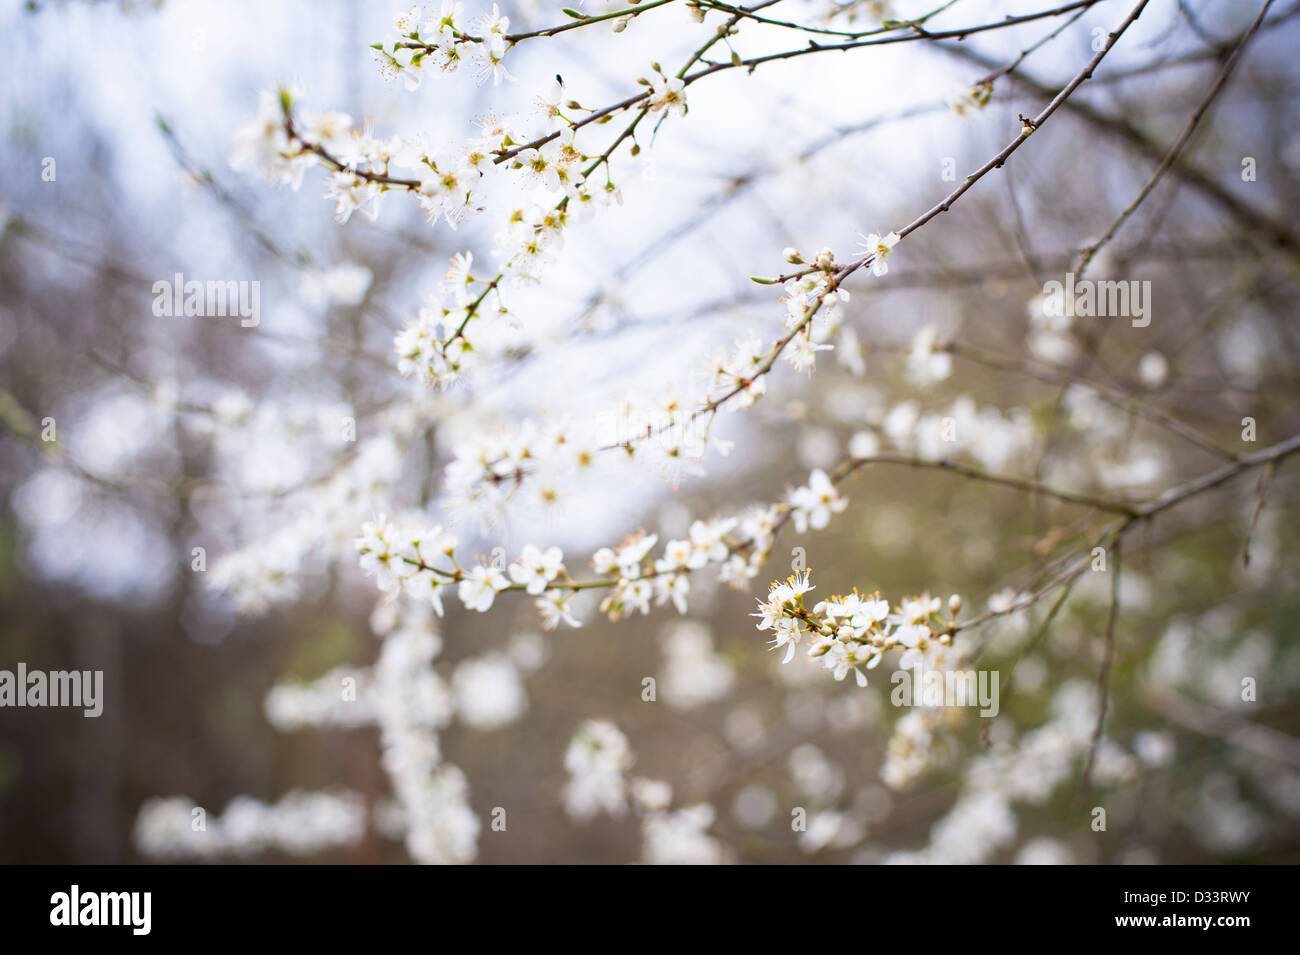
[370,604,480,864]
[205,396,434,616]
[353,495,787,629]
[753,569,961,688]
[385,235,908,510]
[948,80,993,117]
[376,2,515,89]
[147,599,490,864]
[393,253,495,389]
[886,681,1139,862]
[231,88,486,228]
[562,718,635,821]
[231,88,625,294]
[133,790,367,860]
[562,720,728,864]
[877,394,1038,471]
[657,620,734,709]
[347,422,865,635]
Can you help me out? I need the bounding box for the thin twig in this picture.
[1241,459,1277,567]
[1075,0,1277,276]
[1079,537,1123,796]
[838,452,1136,515]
